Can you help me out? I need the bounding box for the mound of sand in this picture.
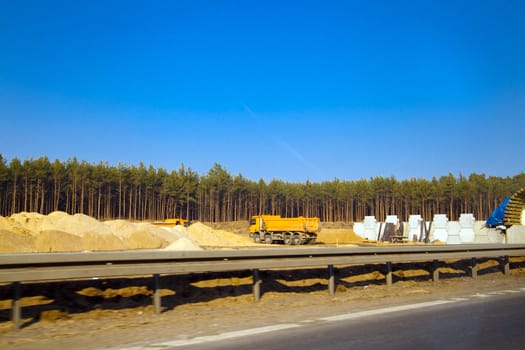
[10,212,47,234]
[164,237,202,250]
[0,212,207,253]
[186,222,256,247]
[317,228,363,244]
[0,213,268,253]
[0,229,35,253]
[81,232,127,251]
[40,212,113,237]
[124,230,166,250]
[35,230,85,252]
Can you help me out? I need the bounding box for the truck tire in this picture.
[264,234,273,244]
[253,233,261,243]
[292,234,302,245]
[283,233,292,245]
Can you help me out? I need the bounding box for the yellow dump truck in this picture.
[249,215,319,245]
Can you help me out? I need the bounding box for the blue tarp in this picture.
[486,197,511,227]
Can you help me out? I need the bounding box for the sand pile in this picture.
[186,222,256,247]
[0,229,35,253]
[35,230,85,252]
[0,212,204,253]
[317,228,363,244]
[164,237,202,250]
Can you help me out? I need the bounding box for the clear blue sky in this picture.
[1,0,524,182]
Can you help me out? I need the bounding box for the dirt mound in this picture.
[41,212,113,237]
[317,228,363,244]
[164,237,202,250]
[124,230,167,249]
[0,212,204,253]
[206,221,250,235]
[82,232,126,251]
[10,212,46,233]
[0,229,35,253]
[186,222,256,247]
[35,230,85,252]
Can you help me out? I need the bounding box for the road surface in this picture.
[119,289,525,350]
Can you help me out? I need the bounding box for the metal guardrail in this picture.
[2,244,525,330]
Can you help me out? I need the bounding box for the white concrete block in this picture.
[459,213,475,228]
[385,215,399,225]
[433,214,448,228]
[432,214,448,242]
[408,215,423,242]
[473,221,490,243]
[507,226,525,244]
[487,229,505,243]
[447,221,461,244]
[433,228,448,243]
[458,214,476,243]
[363,216,378,241]
[353,222,365,238]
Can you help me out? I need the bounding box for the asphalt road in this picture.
[141,291,525,350]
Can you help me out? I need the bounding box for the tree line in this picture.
[0,155,523,223]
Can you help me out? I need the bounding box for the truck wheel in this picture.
[283,234,292,245]
[253,233,261,243]
[264,234,273,244]
[292,234,302,245]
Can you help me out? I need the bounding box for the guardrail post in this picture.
[12,282,21,331]
[386,261,393,286]
[253,269,261,302]
[471,257,478,279]
[153,274,161,314]
[503,255,510,276]
[432,259,440,283]
[328,264,335,296]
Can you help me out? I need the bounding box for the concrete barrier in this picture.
[360,214,525,244]
[507,225,525,244]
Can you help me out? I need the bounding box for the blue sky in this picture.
[1,0,524,182]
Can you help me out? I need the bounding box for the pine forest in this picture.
[0,155,524,223]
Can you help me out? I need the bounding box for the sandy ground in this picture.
[1,258,525,349]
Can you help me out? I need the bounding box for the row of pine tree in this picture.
[0,155,524,222]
